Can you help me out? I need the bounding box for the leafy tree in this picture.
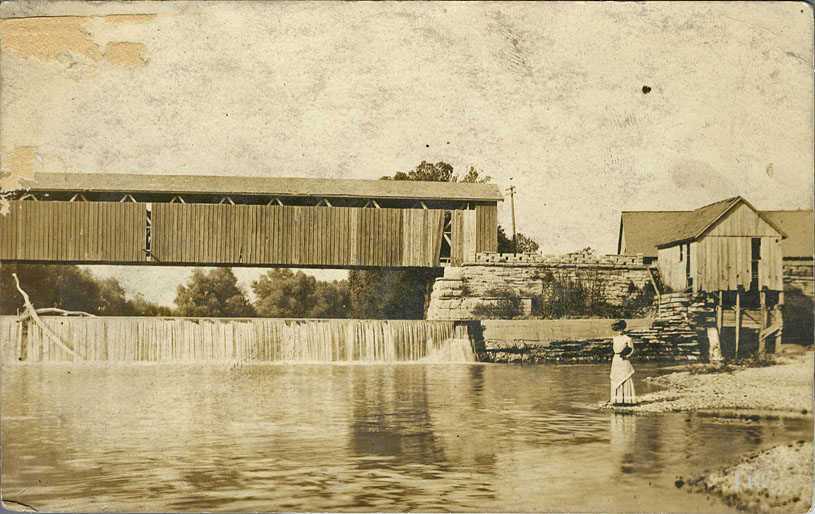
[0,263,169,316]
[497,225,540,254]
[459,165,492,184]
[174,267,255,317]
[252,269,349,318]
[381,161,492,184]
[97,277,132,315]
[129,294,174,316]
[1,264,98,314]
[347,268,441,319]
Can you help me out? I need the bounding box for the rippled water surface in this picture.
[2,363,811,512]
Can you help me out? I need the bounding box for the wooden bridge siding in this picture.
[0,201,145,262]
[151,204,445,267]
[475,204,498,253]
[450,210,478,266]
[1,201,466,267]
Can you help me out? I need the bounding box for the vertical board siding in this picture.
[657,245,686,292]
[0,201,146,262]
[151,204,450,268]
[706,203,780,237]
[450,210,478,266]
[694,236,783,292]
[2,201,482,267]
[475,204,498,252]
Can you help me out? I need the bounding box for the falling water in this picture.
[0,317,478,363]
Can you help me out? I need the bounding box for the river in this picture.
[2,362,811,512]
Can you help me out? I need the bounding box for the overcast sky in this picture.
[1,1,812,306]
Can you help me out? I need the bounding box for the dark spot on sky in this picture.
[642,85,651,94]
[446,141,450,145]
[426,144,429,148]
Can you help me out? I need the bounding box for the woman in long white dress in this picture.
[610,319,636,405]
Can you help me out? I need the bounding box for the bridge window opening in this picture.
[11,190,491,213]
[145,204,152,261]
[440,211,452,264]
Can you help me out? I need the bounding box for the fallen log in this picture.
[17,307,95,322]
[12,273,80,360]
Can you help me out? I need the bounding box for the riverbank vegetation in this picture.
[467,273,656,320]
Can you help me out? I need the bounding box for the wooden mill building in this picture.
[617,196,810,355]
[1,173,503,268]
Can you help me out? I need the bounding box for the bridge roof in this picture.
[20,173,504,202]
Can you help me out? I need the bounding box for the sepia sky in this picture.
[1,1,813,306]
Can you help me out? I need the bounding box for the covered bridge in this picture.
[1,173,503,268]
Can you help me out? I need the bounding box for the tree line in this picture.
[0,161,539,319]
[0,264,428,319]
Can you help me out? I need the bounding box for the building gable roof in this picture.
[620,198,802,258]
[654,197,742,247]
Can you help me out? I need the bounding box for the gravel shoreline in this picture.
[682,441,814,514]
[601,350,814,415]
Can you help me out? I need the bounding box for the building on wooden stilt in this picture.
[617,196,807,358]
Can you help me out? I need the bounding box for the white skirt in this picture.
[611,377,636,405]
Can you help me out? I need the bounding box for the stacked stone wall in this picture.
[481,293,712,363]
[782,259,814,346]
[784,260,814,298]
[427,249,653,321]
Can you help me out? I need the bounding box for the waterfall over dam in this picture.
[0,316,479,364]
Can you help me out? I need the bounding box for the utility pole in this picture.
[506,180,517,255]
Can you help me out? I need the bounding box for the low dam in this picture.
[0,316,478,363]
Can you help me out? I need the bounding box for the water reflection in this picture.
[610,413,638,475]
[2,362,811,513]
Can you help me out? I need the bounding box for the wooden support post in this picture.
[707,326,723,363]
[758,290,767,355]
[734,290,741,359]
[716,291,723,332]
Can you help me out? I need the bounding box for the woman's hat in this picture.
[611,319,627,332]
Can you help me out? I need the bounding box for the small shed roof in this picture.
[16,173,504,203]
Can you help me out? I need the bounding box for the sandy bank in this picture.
[682,441,814,514]
[602,350,814,415]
